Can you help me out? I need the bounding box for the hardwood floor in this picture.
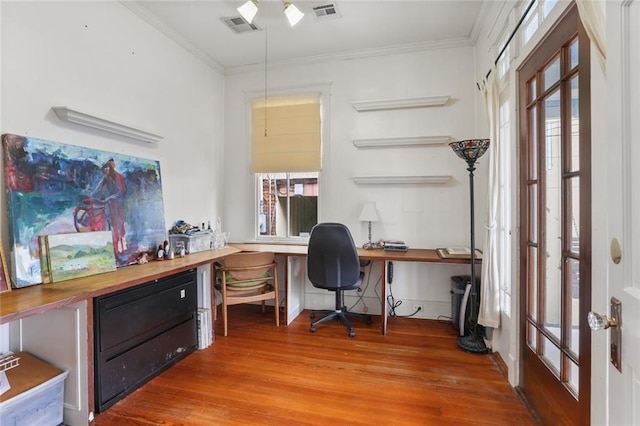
[94,305,538,425]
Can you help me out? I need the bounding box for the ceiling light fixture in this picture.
[238,0,305,27]
[237,0,259,23]
[283,2,304,26]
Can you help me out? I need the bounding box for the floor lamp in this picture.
[449,139,490,354]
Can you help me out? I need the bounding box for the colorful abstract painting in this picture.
[46,231,116,283]
[2,133,166,287]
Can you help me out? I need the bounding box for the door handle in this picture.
[588,297,622,372]
[587,311,617,330]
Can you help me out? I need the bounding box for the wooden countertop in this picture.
[231,243,479,264]
[0,246,240,325]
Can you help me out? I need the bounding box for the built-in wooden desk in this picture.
[0,246,240,325]
[231,243,479,335]
[0,246,239,424]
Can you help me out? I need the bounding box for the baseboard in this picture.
[492,351,509,381]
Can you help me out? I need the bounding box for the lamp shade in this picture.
[238,0,259,23]
[449,139,490,166]
[359,202,379,223]
[284,2,304,26]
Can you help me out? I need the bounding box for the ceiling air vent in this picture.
[221,16,261,34]
[313,3,340,20]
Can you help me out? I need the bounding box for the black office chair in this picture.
[307,222,372,337]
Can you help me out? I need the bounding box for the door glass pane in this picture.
[529,77,537,103]
[530,184,538,242]
[542,335,561,375]
[529,245,538,321]
[528,321,538,350]
[544,56,561,91]
[569,38,579,70]
[568,258,580,356]
[530,106,538,180]
[569,76,580,171]
[570,177,580,253]
[568,358,579,394]
[544,89,562,341]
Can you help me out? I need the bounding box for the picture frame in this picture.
[0,242,11,294]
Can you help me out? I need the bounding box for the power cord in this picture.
[387,281,421,318]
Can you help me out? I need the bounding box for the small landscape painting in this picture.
[47,231,116,283]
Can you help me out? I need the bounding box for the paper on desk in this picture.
[446,247,471,255]
[0,371,10,396]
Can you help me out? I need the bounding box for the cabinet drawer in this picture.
[95,269,197,353]
[96,317,197,411]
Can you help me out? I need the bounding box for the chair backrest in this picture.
[222,251,274,281]
[307,223,361,290]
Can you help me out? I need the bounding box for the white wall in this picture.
[224,46,489,319]
[0,1,225,350]
[0,1,225,240]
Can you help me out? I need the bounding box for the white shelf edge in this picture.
[52,106,163,144]
[351,95,450,112]
[352,136,452,148]
[352,175,451,185]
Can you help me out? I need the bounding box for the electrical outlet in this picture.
[412,304,423,313]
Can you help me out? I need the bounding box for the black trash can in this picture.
[450,275,480,334]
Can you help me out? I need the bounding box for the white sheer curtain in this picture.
[576,0,606,73]
[478,74,501,328]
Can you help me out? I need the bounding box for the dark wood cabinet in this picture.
[94,269,198,412]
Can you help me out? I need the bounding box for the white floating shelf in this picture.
[52,106,163,144]
[351,95,450,112]
[353,136,452,148]
[352,175,451,185]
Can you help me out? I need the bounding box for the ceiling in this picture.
[124,0,489,73]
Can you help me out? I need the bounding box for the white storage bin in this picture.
[169,231,212,254]
[0,352,68,426]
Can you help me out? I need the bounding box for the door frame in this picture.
[516,4,591,424]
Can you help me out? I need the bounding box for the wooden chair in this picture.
[213,251,279,336]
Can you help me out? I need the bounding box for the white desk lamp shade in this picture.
[359,202,379,223]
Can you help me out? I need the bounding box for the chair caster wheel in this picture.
[366,317,372,325]
[349,329,355,338]
[310,326,316,333]
[310,312,315,319]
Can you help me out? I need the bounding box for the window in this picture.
[257,172,318,239]
[250,90,326,240]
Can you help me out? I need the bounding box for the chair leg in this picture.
[222,300,228,337]
[309,290,371,337]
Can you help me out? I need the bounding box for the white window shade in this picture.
[251,94,321,173]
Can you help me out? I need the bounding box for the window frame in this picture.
[246,83,331,242]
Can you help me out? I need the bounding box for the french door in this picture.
[518,5,591,425]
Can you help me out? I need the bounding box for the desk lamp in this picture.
[359,202,379,249]
[449,138,490,354]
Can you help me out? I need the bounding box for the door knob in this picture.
[588,311,617,330]
[588,297,622,372]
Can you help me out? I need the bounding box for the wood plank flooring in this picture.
[94,305,539,425]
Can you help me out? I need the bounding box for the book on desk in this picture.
[383,240,408,252]
[436,247,483,259]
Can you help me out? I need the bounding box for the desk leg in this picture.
[381,260,388,335]
[210,263,217,322]
[283,256,289,325]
